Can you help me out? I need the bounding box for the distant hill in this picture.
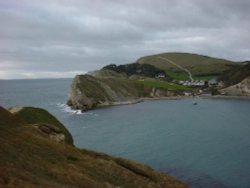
[137,52,242,80]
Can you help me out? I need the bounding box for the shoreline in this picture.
[201,95,250,100]
[142,95,250,101]
[102,95,250,109]
[69,95,250,113]
[136,95,250,104]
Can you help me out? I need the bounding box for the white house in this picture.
[155,73,166,78]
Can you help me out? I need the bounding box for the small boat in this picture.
[192,95,198,105]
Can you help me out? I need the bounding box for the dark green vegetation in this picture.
[0,106,188,188]
[218,62,250,87]
[103,63,169,80]
[137,52,242,80]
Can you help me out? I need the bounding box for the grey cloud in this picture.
[0,0,249,79]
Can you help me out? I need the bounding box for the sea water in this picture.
[1,79,250,188]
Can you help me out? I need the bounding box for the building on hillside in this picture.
[208,79,218,86]
[155,72,166,78]
[181,80,205,86]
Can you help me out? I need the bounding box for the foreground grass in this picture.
[11,107,73,145]
[0,107,188,188]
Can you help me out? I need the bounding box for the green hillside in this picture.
[9,107,74,145]
[137,52,242,80]
[218,62,250,87]
[131,79,190,90]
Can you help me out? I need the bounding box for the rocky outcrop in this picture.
[219,76,250,96]
[34,123,67,143]
[9,106,74,145]
[0,106,188,188]
[67,74,147,111]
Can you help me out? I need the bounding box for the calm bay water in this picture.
[1,79,250,188]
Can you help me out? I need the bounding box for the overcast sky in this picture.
[0,0,250,79]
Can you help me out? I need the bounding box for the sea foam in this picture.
[56,103,98,116]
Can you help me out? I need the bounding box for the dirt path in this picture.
[158,56,194,81]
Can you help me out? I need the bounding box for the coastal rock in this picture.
[219,76,250,96]
[67,73,190,111]
[67,74,146,111]
[150,88,176,97]
[9,107,74,145]
[34,123,66,143]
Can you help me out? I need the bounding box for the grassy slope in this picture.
[137,52,241,79]
[75,75,189,100]
[11,107,73,145]
[75,75,148,100]
[0,107,188,188]
[101,78,147,98]
[131,79,190,90]
[218,63,250,87]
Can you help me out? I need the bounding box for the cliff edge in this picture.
[0,106,188,188]
[67,72,186,111]
[67,74,146,111]
[219,76,250,96]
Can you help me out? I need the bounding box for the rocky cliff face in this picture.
[0,106,188,188]
[67,74,145,111]
[67,74,181,111]
[219,76,250,96]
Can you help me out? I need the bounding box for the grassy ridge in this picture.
[137,52,241,78]
[0,107,188,188]
[10,107,74,145]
